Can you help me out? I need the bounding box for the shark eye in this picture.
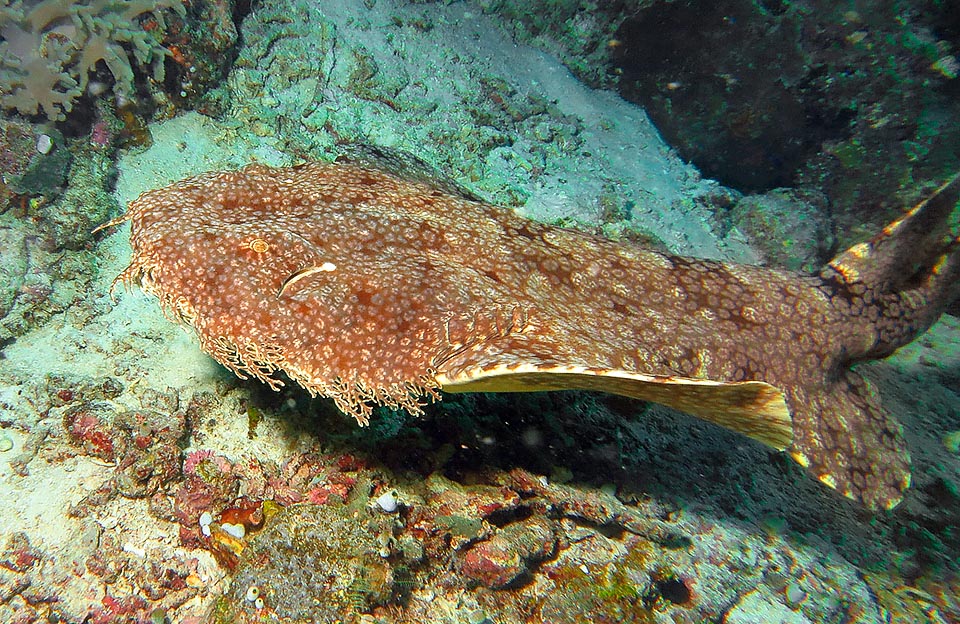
[249,238,270,253]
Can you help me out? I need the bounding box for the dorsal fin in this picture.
[823,174,960,290]
[336,143,483,202]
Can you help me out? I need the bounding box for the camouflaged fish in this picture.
[100,148,960,510]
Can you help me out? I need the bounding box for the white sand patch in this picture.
[114,111,291,207]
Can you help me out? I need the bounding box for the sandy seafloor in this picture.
[1,1,959,622]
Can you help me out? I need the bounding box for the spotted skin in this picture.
[103,159,960,510]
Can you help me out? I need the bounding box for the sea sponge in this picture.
[0,0,185,121]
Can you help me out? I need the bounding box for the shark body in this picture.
[102,152,960,510]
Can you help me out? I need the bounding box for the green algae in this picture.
[245,405,261,440]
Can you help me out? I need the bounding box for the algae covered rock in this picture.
[217,502,399,623]
[38,144,119,250]
[0,226,28,319]
[726,188,835,273]
[457,515,557,589]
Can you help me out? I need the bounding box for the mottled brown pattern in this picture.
[104,157,960,510]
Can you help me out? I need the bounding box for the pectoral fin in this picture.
[435,343,792,451]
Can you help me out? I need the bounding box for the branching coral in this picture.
[0,0,185,121]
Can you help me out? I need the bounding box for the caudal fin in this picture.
[793,174,959,509]
[823,174,960,293]
[787,371,910,510]
[821,174,960,359]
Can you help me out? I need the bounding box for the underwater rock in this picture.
[458,516,556,589]
[613,0,817,191]
[0,118,55,209]
[0,226,28,320]
[220,502,398,622]
[112,408,186,498]
[491,1,960,242]
[62,401,186,499]
[46,372,124,408]
[0,532,42,573]
[0,118,33,178]
[6,128,71,200]
[723,587,812,624]
[159,0,244,116]
[63,401,122,463]
[39,145,118,250]
[612,0,959,232]
[171,453,239,528]
[725,188,835,272]
[473,0,627,89]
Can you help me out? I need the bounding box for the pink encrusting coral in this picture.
[0,0,186,120]
[183,448,233,478]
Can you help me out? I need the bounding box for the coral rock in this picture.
[458,516,556,589]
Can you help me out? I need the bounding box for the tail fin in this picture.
[821,174,960,359]
[823,174,960,293]
[787,372,910,510]
[792,174,959,509]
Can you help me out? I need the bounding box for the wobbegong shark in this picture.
[98,147,960,510]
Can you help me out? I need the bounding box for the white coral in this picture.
[0,0,186,121]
